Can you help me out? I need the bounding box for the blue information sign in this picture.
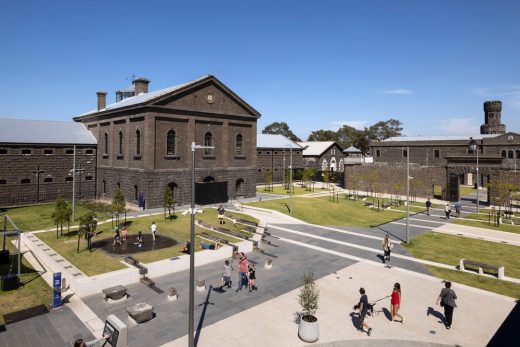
[53,272,62,308]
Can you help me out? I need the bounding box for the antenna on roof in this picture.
[126,74,136,82]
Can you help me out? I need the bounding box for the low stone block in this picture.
[140,276,155,287]
[197,279,206,292]
[102,285,127,301]
[459,259,465,271]
[265,258,272,269]
[126,303,154,323]
[498,266,505,280]
[169,287,178,297]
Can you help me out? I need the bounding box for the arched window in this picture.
[235,134,243,155]
[330,158,337,172]
[501,150,507,158]
[118,131,123,155]
[516,150,520,160]
[134,185,138,200]
[204,132,213,155]
[136,129,141,155]
[322,159,328,171]
[102,180,106,194]
[338,159,344,173]
[508,150,514,159]
[167,130,176,155]
[104,132,108,155]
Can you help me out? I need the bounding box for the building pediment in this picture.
[483,132,520,145]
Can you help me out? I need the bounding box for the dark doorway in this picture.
[168,182,179,204]
[195,181,228,205]
[235,178,245,197]
[447,173,459,202]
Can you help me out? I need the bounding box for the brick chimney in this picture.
[96,91,107,111]
[133,78,150,95]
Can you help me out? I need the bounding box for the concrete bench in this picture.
[460,259,504,279]
[364,202,373,207]
[127,303,154,323]
[102,285,128,302]
[382,203,391,209]
[140,276,155,287]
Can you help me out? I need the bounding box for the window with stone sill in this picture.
[235,134,243,155]
[0,149,7,155]
[85,176,93,181]
[21,149,32,155]
[65,149,74,155]
[85,149,94,155]
[21,178,30,184]
[44,149,54,155]
[434,149,440,158]
[65,177,73,182]
[43,177,53,183]
[0,180,6,185]
[375,149,381,157]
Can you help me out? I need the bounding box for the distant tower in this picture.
[480,100,506,134]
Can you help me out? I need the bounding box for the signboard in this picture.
[103,320,120,346]
[53,272,62,308]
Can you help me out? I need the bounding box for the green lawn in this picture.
[0,240,51,325]
[459,185,477,197]
[0,201,112,232]
[425,266,520,299]
[256,185,332,196]
[403,231,520,279]
[246,196,405,227]
[36,209,258,276]
[453,212,520,234]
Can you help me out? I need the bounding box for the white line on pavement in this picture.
[388,221,433,229]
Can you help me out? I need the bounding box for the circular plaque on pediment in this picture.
[206,94,215,104]
[508,135,514,141]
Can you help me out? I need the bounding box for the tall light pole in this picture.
[32,165,44,203]
[189,142,214,347]
[406,146,410,244]
[285,144,293,215]
[71,145,76,221]
[469,137,480,213]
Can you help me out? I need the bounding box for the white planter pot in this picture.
[298,315,319,343]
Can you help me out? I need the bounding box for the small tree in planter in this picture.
[297,272,320,343]
[163,187,175,220]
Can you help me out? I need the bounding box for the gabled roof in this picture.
[0,118,97,145]
[344,146,361,153]
[75,75,260,119]
[381,134,498,142]
[297,141,337,156]
[257,134,302,149]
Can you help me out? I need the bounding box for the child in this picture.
[137,231,144,247]
[248,263,257,292]
[150,221,158,242]
[120,224,128,241]
[221,260,233,289]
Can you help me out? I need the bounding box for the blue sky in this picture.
[1,0,519,140]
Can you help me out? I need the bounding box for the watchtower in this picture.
[481,100,506,134]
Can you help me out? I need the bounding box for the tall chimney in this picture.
[96,91,107,111]
[133,78,150,95]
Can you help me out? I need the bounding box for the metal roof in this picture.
[297,141,336,156]
[257,134,302,149]
[382,134,499,142]
[77,75,211,117]
[344,146,361,153]
[0,118,97,145]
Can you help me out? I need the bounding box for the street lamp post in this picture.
[469,137,480,213]
[188,142,214,347]
[285,144,293,215]
[405,146,410,244]
[32,165,44,203]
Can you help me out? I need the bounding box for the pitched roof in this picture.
[76,75,260,118]
[344,146,361,153]
[257,134,302,149]
[0,118,97,145]
[297,141,336,156]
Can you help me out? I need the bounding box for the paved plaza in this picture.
[1,192,518,346]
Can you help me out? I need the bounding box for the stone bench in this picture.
[460,259,504,280]
[364,202,373,207]
[102,285,128,302]
[382,203,391,209]
[140,276,155,287]
[127,303,154,323]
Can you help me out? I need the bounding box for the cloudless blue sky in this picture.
[1,0,519,140]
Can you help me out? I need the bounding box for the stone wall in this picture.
[256,148,304,184]
[0,145,97,207]
[344,163,446,198]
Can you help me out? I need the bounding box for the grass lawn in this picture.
[459,185,477,197]
[246,196,405,227]
[453,213,520,234]
[425,265,520,299]
[256,185,332,196]
[1,201,112,232]
[0,241,51,325]
[403,232,520,279]
[36,209,258,276]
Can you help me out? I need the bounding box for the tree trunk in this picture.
[77,230,80,254]
[60,222,63,236]
[56,225,59,239]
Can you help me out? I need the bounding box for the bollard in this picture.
[196,279,206,292]
[265,258,273,269]
[498,266,505,280]
[459,259,465,271]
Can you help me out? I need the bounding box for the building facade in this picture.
[0,119,97,207]
[256,134,303,184]
[297,141,345,173]
[74,75,260,208]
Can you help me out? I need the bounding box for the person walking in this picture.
[150,221,158,242]
[382,234,393,265]
[248,263,257,292]
[454,201,461,217]
[356,287,372,336]
[436,281,457,329]
[444,203,451,220]
[425,198,432,216]
[217,204,225,225]
[221,260,233,289]
[236,252,248,292]
[390,283,404,323]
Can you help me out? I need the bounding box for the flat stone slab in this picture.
[126,302,154,323]
[102,285,128,301]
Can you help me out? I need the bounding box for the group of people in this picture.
[355,281,457,336]
[425,198,462,219]
[219,252,257,293]
[112,221,158,247]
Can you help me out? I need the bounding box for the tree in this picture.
[52,197,68,239]
[262,122,301,142]
[367,119,403,142]
[111,190,126,226]
[78,212,95,253]
[336,125,363,150]
[298,272,319,321]
[322,169,330,189]
[163,187,175,220]
[264,170,273,192]
[307,130,338,142]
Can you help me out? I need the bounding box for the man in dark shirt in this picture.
[357,287,372,336]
